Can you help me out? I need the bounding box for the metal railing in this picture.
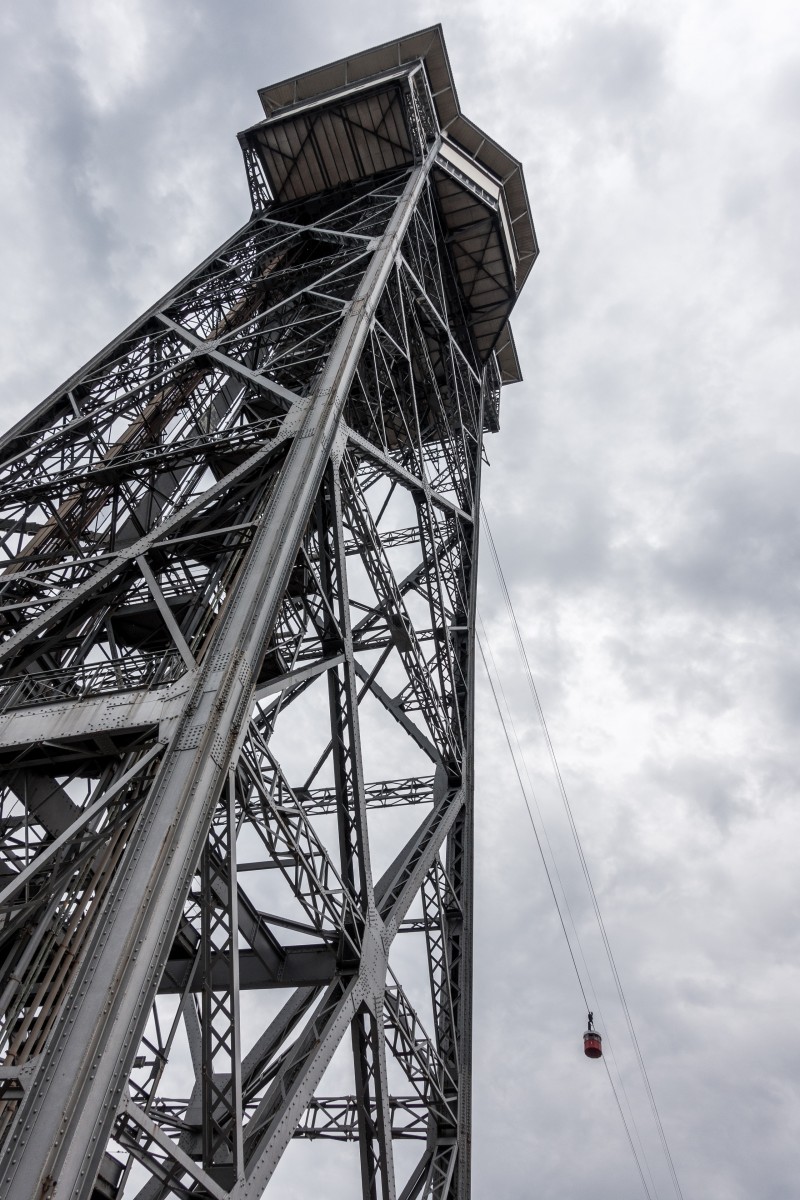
[0,651,185,713]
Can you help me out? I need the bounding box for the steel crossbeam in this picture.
[294,1095,427,1140]
[0,27,535,1200]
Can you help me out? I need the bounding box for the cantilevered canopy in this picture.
[239,25,537,380]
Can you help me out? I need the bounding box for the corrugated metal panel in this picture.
[254,86,413,204]
[258,27,454,122]
[249,25,537,296]
[432,161,514,359]
[242,26,537,369]
[495,322,522,385]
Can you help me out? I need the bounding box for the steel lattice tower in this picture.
[0,27,536,1200]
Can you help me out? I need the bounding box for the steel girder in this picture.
[0,86,506,1200]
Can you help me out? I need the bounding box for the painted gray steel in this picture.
[0,27,534,1200]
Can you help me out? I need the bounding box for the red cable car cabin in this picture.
[584,1028,603,1058]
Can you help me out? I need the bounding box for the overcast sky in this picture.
[1,1,798,1198]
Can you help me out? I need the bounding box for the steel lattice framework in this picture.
[0,27,536,1200]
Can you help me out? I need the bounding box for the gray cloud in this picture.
[552,15,666,118]
[1,0,799,1197]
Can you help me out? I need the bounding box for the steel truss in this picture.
[0,28,534,1200]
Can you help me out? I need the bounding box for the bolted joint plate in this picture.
[358,908,390,1008]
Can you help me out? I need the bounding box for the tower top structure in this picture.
[239,24,537,385]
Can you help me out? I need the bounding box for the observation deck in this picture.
[238,24,537,385]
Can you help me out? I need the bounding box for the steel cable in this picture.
[477,611,662,1200]
[480,503,686,1200]
[477,631,655,1200]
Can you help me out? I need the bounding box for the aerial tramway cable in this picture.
[476,634,590,1010]
[477,630,658,1200]
[476,611,663,1200]
[478,505,686,1200]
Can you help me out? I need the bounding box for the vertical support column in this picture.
[447,366,488,1200]
[421,858,458,1075]
[414,492,463,755]
[318,458,397,1199]
[200,770,244,1185]
[352,1000,396,1200]
[317,462,374,917]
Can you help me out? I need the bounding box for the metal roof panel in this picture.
[242,26,536,368]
